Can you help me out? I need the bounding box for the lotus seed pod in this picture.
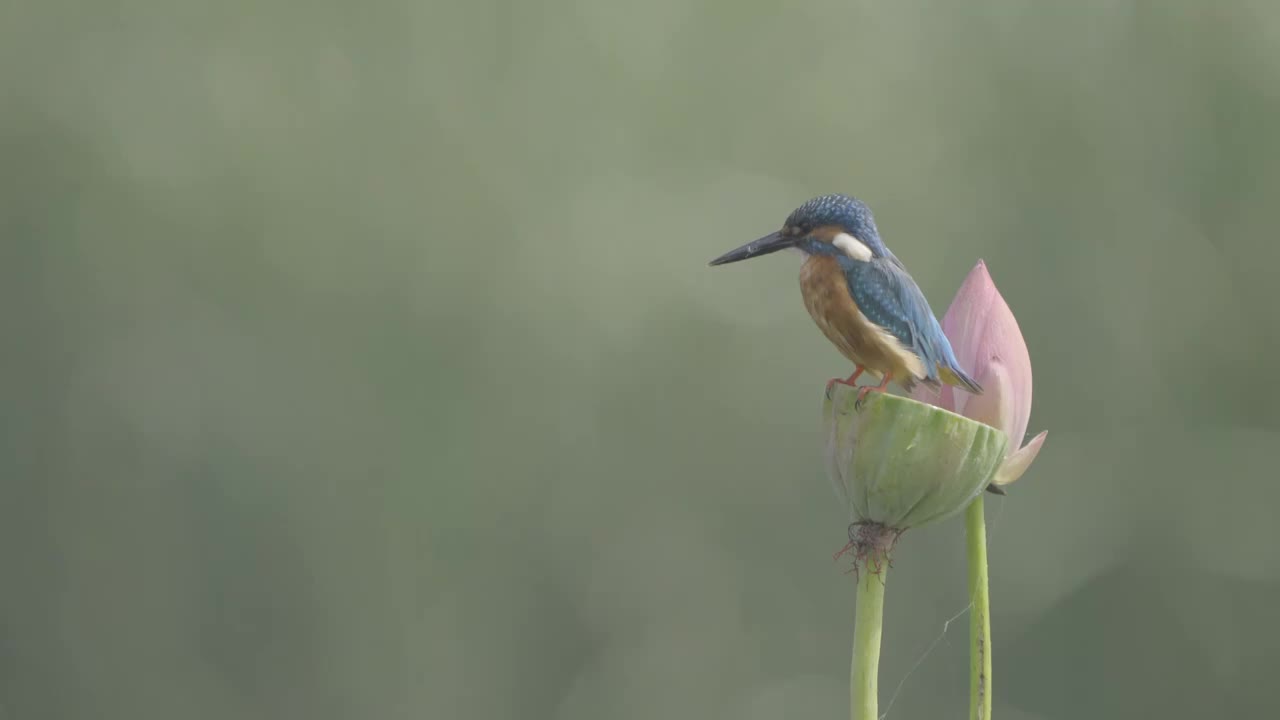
[823,385,1008,530]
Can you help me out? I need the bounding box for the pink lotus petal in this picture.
[910,381,953,411]
[941,261,1034,450]
[955,358,1016,443]
[992,431,1047,487]
[911,260,1044,484]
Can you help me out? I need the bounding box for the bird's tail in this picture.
[939,364,983,395]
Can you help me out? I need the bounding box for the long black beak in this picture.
[708,231,793,266]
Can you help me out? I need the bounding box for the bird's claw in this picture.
[854,386,877,410]
[853,373,892,410]
[827,367,866,400]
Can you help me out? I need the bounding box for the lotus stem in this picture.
[965,496,992,720]
[851,548,889,720]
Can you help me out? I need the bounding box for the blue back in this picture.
[840,255,964,384]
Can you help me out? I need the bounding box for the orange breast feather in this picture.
[798,256,925,383]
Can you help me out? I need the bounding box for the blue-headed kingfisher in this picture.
[710,193,983,405]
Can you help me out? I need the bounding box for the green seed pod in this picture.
[823,385,1008,530]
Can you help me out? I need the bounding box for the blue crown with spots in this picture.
[786,194,888,256]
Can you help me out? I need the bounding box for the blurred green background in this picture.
[4,1,1279,718]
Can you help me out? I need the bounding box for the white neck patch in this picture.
[832,233,873,262]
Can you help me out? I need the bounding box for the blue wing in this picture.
[840,256,973,390]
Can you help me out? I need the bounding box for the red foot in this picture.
[855,372,893,406]
[838,366,865,386]
[827,366,866,395]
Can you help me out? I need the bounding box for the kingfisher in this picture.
[709,193,983,405]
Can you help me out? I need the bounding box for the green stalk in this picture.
[850,560,888,720]
[965,496,992,720]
